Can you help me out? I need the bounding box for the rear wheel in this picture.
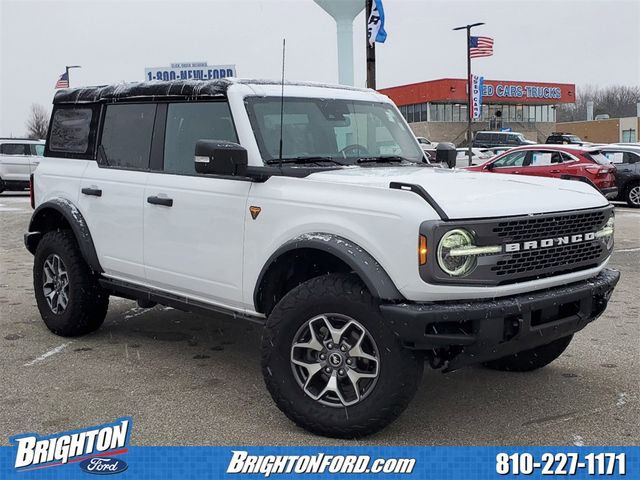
[483,335,573,372]
[625,182,640,208]
[261,273,423,438]
[34,230,109,336]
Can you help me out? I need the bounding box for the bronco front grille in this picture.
[420,206,614,286]
[492,242,604,277]
[492,210,607,242]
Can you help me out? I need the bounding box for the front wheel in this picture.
[483,335,573,372]
[261,273,423,438]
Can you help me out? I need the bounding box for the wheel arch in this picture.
[25,199,102,273]
[253,233,404,315]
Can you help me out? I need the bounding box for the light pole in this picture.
[453,22,484,166]
[65,65,82,87]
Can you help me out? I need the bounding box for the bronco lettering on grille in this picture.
[504,232,596,252]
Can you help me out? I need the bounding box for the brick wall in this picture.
[555,119,621,143]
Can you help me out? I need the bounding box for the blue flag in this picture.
[367,0,387,46]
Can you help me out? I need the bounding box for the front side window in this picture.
[0,143,28,155]
[164,102,237,175]
[245,97,424,164]
[49,108,93,154]
[492,151,526,168]
[100,104,156,170]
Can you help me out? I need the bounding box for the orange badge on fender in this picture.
[249,206,262,220]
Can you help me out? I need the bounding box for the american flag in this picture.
[55,72,69,89]
[469,36,494,59]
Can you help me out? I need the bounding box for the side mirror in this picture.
[485,162,495,171]
[195,140,248,176]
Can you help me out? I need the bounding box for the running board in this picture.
[99,278,265,325]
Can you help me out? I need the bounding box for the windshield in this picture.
[245,96,424,165]
[568,135,582,142]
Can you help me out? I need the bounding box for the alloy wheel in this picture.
[290,314,380,407]
[42,254,70,314]
[629,185,640,206]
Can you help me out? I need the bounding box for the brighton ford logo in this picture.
[79,457,128,475]
[10,417,131,472]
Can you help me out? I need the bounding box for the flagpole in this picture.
[453,22,484,166]
[366,0,376,89]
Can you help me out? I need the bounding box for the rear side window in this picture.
[100,104,157,170]
[0,143,28,155]
[163,102,237,175]
[49,108,95,155]
[583,151,611,166]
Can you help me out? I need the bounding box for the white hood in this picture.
[307,166,608,219]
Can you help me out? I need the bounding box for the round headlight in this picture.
[437,229,477,277]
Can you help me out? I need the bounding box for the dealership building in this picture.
[379,78,576,145]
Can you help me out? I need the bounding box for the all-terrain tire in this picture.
[483,335,573,372]
[261,273,423,438]
[34,230,109,336]
[624,182,640,208]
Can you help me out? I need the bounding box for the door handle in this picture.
[81,187,102,197]
[550,169,561,173]
[147,195,173,207]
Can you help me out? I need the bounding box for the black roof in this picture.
[53,78,366,105]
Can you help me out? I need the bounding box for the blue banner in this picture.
[1,446,637,479]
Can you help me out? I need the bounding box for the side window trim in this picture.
[150,103,167,171]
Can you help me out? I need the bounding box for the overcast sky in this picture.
[1,0,638,136]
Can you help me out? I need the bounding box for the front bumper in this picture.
[601,187,618,199]
[380,268,620,371]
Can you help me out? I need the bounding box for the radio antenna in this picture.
[278,38,286,167]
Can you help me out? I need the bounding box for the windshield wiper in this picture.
[265,156,345,166]
[356,156,407,164]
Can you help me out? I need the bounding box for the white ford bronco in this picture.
[26,79,619,438]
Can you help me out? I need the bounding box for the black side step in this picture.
[99,278,265,326]
[389,182,449,220]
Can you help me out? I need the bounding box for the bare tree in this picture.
[25,104,49,139]
[557,85,640,122]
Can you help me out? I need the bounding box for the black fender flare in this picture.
[25,199,103,273]
[253,233,404,309]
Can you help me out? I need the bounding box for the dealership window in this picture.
[452,104,460,122]
[622,129,637,142]
[421,103,428,122]
[444,104,452,122]
[407,104,415,123]
[460,104,468,122]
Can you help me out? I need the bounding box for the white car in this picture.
[455,147,493,166]
[0,138,44,193]
[416,136,438,149]
[25,79,619,438]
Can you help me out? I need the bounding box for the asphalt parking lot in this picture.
[1,192,638,446]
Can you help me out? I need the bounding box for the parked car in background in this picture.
[480,146,512,157]
[0,138,44,193]
[416,136,438,149]
[455,148,492,166]
[464,145,618,198]
[546,132,585,145]
[601,145,640,207]
[472,131,535,148]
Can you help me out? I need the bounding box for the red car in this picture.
[465,145,618,198]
